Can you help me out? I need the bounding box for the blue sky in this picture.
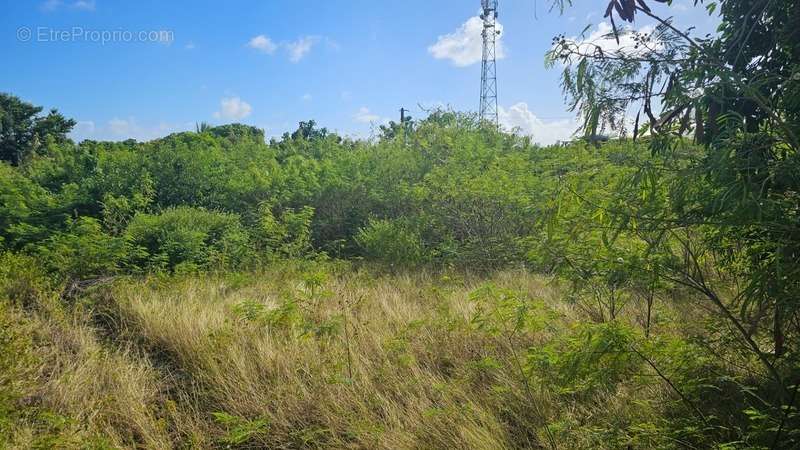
[1,0,718,144]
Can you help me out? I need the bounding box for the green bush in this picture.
[0,162,56,249]
[35,217,129,279]
[420,150,540,269]
[356,218,426,267]
[528,322,640,395]
[126,206,252,272]
[0,252,52,307]
[255,203,315,259]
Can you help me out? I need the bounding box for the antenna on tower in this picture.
[479,0,499,127]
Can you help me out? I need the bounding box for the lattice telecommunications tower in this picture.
[479,0,499,126]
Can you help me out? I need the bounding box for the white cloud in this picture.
[247,34,332,62]
[324,37,341,51]
[353,107,381,124]
[285,36,318,62]
[41,0,96,11]
[108,117,134,136]
[185,41,196,50]
[40,0,61,11]
[213,97,253,121]
[672,0,691,11]
[73,120,96,136]
[569,22,658,59]
[428,16,505,67]
[70,118,190,142]
[301,93,312,102]
[248,34,277,54]
[72,0,95,10]
[499,103,576,145]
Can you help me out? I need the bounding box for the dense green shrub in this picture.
[420,151,541,269]
[0,252,52,307]
[255,203,315,259]
[0,162,57,249]
[36,217,130,279]
[126,206,252,273]
[528,322,640,396]
[356,218,426,267]
[0,114,663,278]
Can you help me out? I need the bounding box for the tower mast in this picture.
[479,0,499,126]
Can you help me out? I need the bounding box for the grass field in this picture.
[2,261,726,449]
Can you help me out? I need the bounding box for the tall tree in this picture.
[549,0,800,443]
[0,93,76,165]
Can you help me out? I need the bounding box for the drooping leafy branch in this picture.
[548,0,800,435]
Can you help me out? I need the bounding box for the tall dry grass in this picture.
[3,265,700,449]
[110,270,556,448]
[1,292,173,448]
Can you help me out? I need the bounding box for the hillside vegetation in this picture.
[4,0,800,446]
[0,93,798,448]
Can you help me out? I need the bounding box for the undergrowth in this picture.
[1,261,772,449]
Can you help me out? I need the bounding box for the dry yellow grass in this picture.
[111,269,558,448]
[2,296,173,448]
[3,264,696,449]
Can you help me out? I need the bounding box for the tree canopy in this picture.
[0,93,75,165]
